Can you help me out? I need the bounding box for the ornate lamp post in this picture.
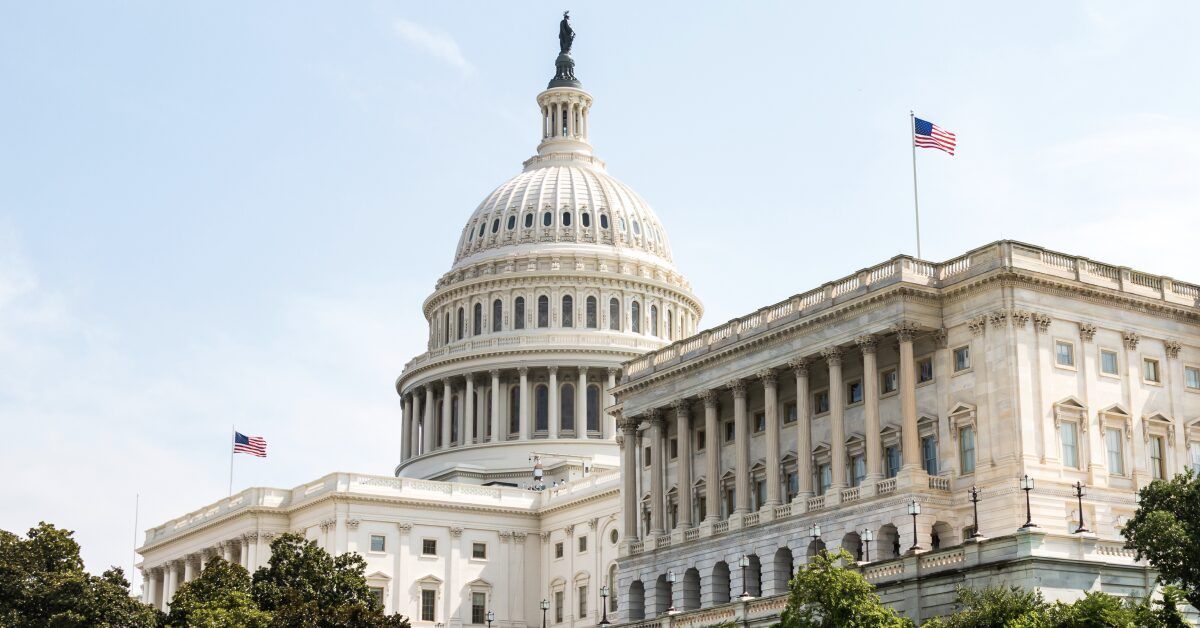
[968,485,983,539]
[738,555,752,599]
[861,528,874,562]
[1019,475,1037,529]
[907,499,922,552]
[540,598,550,628]
[486,611,494,628]
[1073,481,1089,533]
[598,585,611,626]
[665,571,678,614]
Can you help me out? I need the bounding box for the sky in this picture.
[1,1,1199,588]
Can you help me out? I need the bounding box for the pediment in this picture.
[948,402,976,417]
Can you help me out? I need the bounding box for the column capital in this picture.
[893,320,921,342]
[699,389,719,408]
[1166,340,1182,359]
[671,399,689,417]
[855,334,878,354]
[518,365,530,376]
[616,412,640,434]
[646,408,665,427]
[548,365,559,375]
[727,379,747,398]
[1079,322,1097,342]
[607,367,620,378]
[821,346,843,365]
[578,366,589,376]
[932,328,949,349]
[789,357,810,376]
[489,369,501,378]
[758,369,778,386]
[1032,313,1052,334]
[1122,330,1140,349]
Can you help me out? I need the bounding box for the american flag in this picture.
[233,432,267,457]
[913,117,956,155]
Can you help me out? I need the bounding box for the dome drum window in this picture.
[524,213,534,229]
[491,219,500,233]
[507,216,516,230]
[543,212,553,227]
[581,212,591,228]
[478,223,486,237]
[562,212,572,227]
[599,214,609,229]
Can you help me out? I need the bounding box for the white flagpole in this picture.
[910,111,922,259]
[131,493,139,587]
[229,425,235,496]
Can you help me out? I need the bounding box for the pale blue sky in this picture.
[2,2,1198,583]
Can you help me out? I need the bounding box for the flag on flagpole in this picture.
[913,117,957,155]
[233,432,268,457]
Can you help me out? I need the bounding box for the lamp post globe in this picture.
[738,555,751,599]
[862,528,874,562]
[907,499,922,552]
[1019,475,1038,529]
[599,585,611,626]
[540,599,550,628]
[968,485,983,539]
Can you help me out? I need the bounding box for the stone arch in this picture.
[681,567,700,611]
[709,561,731,605]
[626,580,645,621]
[877,523,900,559]
[653,573,671,616]
[842,531,863,562]
[932,520,955,549]
[740,553,762,598]
[769,547,794,596]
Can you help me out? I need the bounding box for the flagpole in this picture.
[910,111,922,259]
[131,493,139,587]
[229,425,235,496]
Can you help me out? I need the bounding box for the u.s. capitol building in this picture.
[137,18,1200,626]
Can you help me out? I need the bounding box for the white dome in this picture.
[453,154,675,268]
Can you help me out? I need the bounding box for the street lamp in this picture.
[540,598,550,628]
[968,485,983,539]
[907,499,922,552]
[486,611,495,628]
[1073,481,1089,534]
[598,585,611,626]
[1019,475,1037,529]
[861,529,874,562]
[738,554,752,599]
[665,571,677,614]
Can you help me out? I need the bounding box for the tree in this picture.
[251,533,409,628]
[165,557,271,627]
[778,549,913,628]
[0,522,159,627]
[1122,468,1200,610]
[922,586,1048,628]
[926,586,1189,628]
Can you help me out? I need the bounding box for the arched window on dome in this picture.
[514,297,526,330]
[509,386,520,437]
[632,220,641,236]
[473,303,482,336]
[666,308,673,340]
[467,227,473,242]
[600,214,609,229]
[582,212,591,228]
[524,213,534,228]
[562,212,572,227]
[444,312,450,345]
[631,301,641,334]
[542,211,552,227]
[457,307,465,340]
[561,295,573,328]
[585,296,597,329]
[587,384,600,433]
[507,215,516,230]
[560,383,575,434]
[537,296,549,328]
[609,298,621,331]
[650,305,659,337]
[618,217,627,232]
[478,223,486,238]
[491,218,499,234]
[492,299,502,332]
[535,384,549,433]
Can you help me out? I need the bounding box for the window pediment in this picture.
[1054,398,1088,431]
[417,574,444,587]
[1143,412,1175,445]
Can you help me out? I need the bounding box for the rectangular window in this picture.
[918,357,934,383]
[813,390,830,414]
[370,534,386,552]
[370,586,384,606]
[421,590,436,622]
[1101,349,1120,376]
[851,455,866,486]
[1186,366,1200,390]
[818,464,832,495]
[847,380,863,405]
[1190,442,1200,474]
[578,535,587,553]
[1060,422,1079,469]
[1144,358,1161,383]
[422,539,437,556]
[921,436,938,475]
[644,446,651,467]
[472,542,487,559]
[669,437,678,459]
[953,346,971,372]
[754,480,766,510]
[784,402,797,424]
[885,446,901,478]
[555,590,564,623]
[1151,436,1165,480]
[787,472,798,500]
[470,592,487,624]
[578,585,588,618]
[724,421,735,443]
[554,542,564,559]
[1055,341,1076,367]
[959,426,976,474]
[696,429,706,451]
[754,412,766,433]
[881,369,898,394]
[1106,428,1125,475]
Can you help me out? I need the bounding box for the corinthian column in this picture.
[441,379,452,449]
[648,410,666,536]
[823,347,847,499]
[761,370,781,508]
[578,367,589,436]
[896,322,922,474]
[731,380,750,515]
[548,366,560,438]
[401,394,413,460]
[791,359,813,504]
[858,335,881,495]
[464,374,475,443]
[701,390,721,522]
[673,400,693,529]
[423,384,436,454]
[489,370,501,443]
[619,413,640,542]
[519,367,530,439]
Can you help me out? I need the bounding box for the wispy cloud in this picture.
[393,19,474,75]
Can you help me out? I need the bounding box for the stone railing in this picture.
[841,486,861,502]
[622,240,1200,382]
[773,503,792,519]
[928,476,951,491]
[806,495,825,511]
[743,512,760,527]
[876,478,897,495]
[712,520,730,535]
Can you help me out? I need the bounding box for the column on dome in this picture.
[490,370,501,443]
[441,379,452,449]
[578,367,588,437]
[896,322,923,474]
[858,335,882,492]
[567,101,575,137]
[701,390,720,522]
[548,366,559,438]
[401,394,413,460]
[604,368,618,439]
[731,380,750,514]
[464,374,475,444]
[619,413,640,541]
[673,400,693,530]
[410,394,422,456]
[792,359,813,503]
[761,369,781,508]
[648,410,666,536]
[824,347,847,502]
[519,367,530,439]
[582,106,589,140]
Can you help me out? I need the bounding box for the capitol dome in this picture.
[395,44,701,484]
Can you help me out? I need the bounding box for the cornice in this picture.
[398,346,644,393]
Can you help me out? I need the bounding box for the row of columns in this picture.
[144,533,265,611]
[620,323,925,541]
[542,98,588,141]
[401,366,620,460]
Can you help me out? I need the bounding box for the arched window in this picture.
[451,396,460,444]
[609,298,620,331]
[562,212,572,227]
[600,214,609,229]
[560,383,575,433]
[618,217,626,231]
[587,384,600,432]
[492,299,502,332]
[586,296,597,328]
[443,312,450,344]
[509,386,520,436]
[542,211,552,227]
[457,307,465,340]
[650,305,659,336]
[491,218,499,233]
[666,308,673,339]
[507,215,516,230]
[561,295,573,328]
[473,303,482,336]
[631,301,641,333]
[632,220,641,236]
[608,564,619,611]
[535,384,549,432]
[514,297,526,330]
[478,223,486,238]
[537,295,549,328]
[582,212,591,228]
[524,213,534,228]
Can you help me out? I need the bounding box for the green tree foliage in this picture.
[923,586,1048,627]
[0,522,159,627]
[926,585,1189,628]
[778,549,913,628]
[251,532,409,628]
[165,557,271,627]
[1122,468,1200,610]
